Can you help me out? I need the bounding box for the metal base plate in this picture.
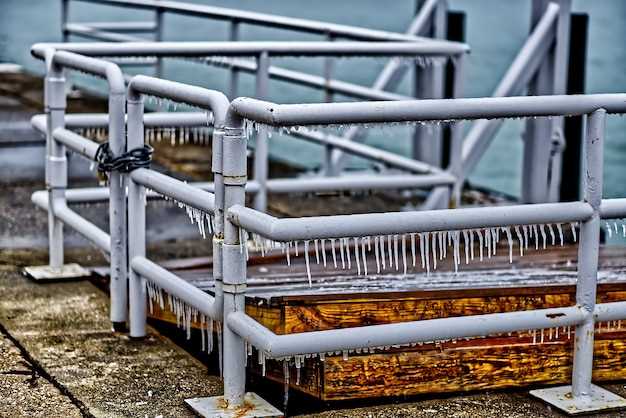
[185,392,283,417]
[530,384,626,415]
[23,264,91,281]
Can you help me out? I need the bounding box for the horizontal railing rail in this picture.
[63,0,462,44]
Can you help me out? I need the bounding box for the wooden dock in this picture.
[138,242,626,401]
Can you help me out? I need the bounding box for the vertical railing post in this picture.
[222,117,247,408]
[571,109,604,396]
[228,20,240,99]
[44,53,67,269]
[252,51,270,212]
[108,79,128,331]
[155,6,164,79]
[61,0,70,43]
[412,0,446,169]
[522,0,571,203]
[448,52,465,207]
[127,90,147,339]
[322,32,335,177]
[212,120,225,372]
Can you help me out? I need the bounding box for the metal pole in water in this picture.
[571,109,604,396]
[127,90,147,339]
[44,54,67,269]
[253,51,270,212]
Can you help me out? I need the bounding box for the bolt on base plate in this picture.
[23,263,91,282]
[185,392,282,418]
[530,384,626,415]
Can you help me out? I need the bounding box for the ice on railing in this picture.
[73,124,214,146]
[243,321,624,380]
[146,280,219,355]
[147,188,215,239]
[605,220,626,239]
[144,126,213,146]
[242,115,569,140]
[242,222,579,285]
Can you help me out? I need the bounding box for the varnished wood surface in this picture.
[142,244,626,401]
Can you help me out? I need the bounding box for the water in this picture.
[0,0,624,198]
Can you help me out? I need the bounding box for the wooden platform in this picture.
[140,243,626,401]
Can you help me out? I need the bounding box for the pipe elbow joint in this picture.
[105,64,126,96]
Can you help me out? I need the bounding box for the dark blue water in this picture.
[1,0,624,198]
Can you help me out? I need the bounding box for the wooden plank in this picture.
[320,338,626,400]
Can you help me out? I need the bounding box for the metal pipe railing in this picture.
[215,92,626,412]
[125,75,230,341]
[130,168,216,214]
[228,201,594,241]
[37,48,128,329]
[230,94,626,126]
[64,0,463,45]
[227,305,588,358]
[31,191,111,252]
[131,256,219,320]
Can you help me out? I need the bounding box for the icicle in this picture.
[424,232,430,274]
[361,238,368,276]
[321,239,327,267]
[570,222,577,242]
[532,224,539,249]
[375,236,381,274]
[285,241,291,266]
[486,228,491,258]
[419,233,425,269]
[401,234,407,275]
[387,235,393,269]
[469,230,475,261]
[514,226,524,257]
[339,238,346,269]
[410,233,416,267]
[304,241,312,287]
[491,228,498,255]
[380,234,387,270]
[345,238,352,270]
[437,232,443,260]
[314,240,320,264]
[354,237,361,276]
[393,235,399,272]
[478,229,484,261]
[452,231,459,273]
[523,225,529,250]
[431,232,437,270]
[606,222,613,238]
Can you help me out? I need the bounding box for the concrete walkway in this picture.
[0,259,222,418]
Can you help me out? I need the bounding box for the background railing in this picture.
[33,41,467,214]
[58,0,577,209]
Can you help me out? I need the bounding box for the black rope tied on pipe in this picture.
[95,142,153,181]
